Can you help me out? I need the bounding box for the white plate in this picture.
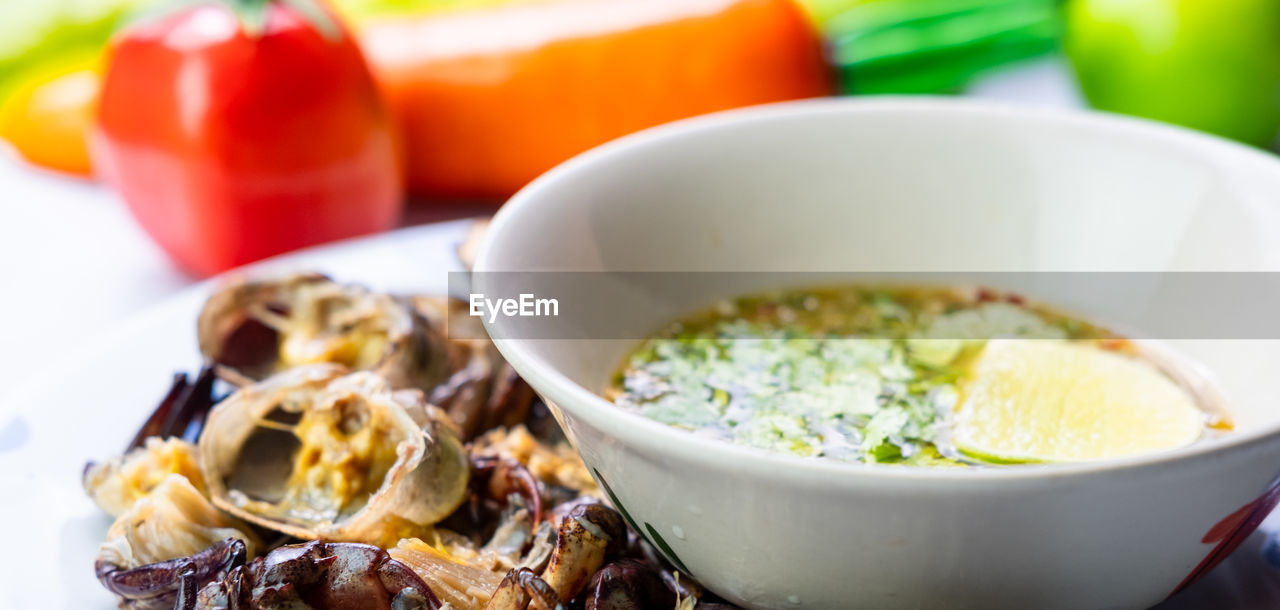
[0,218,1277,609]
[0,220,472,608]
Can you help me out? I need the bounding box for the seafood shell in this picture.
[197,273,535,441]
[198,365,469,544]
[197,273,450,391]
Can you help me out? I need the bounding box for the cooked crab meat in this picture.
[96,474,258,572]
[390,538,508,608]
[474,425,598,495]
[198,365,469,545]
[84,437,206,518]
[386,506,542,607]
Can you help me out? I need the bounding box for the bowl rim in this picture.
[475,96,1280,483]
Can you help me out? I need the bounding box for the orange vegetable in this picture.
[358,0,832,199]
[0,59,99,177]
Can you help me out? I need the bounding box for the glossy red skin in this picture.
[94,3,402,276]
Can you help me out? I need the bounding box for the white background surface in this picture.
[0,58,1081,399]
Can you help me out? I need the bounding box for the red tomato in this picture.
[93,1,402,276]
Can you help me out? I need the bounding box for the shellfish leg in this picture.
[127,366,219,451]
[484,567,563,610]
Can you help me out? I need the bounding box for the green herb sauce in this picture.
[609,286,1116,466]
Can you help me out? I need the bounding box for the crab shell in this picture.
[197,273,450,392]
[198,365,469,543]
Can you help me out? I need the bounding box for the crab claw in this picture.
[96,537,246,610]
[540,503,626,602]
[583,559,677,610]
[472,454,544,525]
[194,541,442,609]
[127,366,219,452]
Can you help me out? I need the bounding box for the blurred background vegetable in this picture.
[331,0,528,18]
[0,54,100,176]
[0,0,144,176]
[809,0,1060,94]
[93,0,403,275]
[356,0,831,198]
[1064,0,1280,147]
[4,0,1280,274]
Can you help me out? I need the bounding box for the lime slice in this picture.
[954,340,1204,463]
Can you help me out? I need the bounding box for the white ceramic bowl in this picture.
[473,98,1280,609]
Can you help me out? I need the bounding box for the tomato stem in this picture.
[228,0,341,40]
[231,0,272,36]
[279,0,341,41]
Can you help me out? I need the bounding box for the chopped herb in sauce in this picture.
[609,286,1139,466]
